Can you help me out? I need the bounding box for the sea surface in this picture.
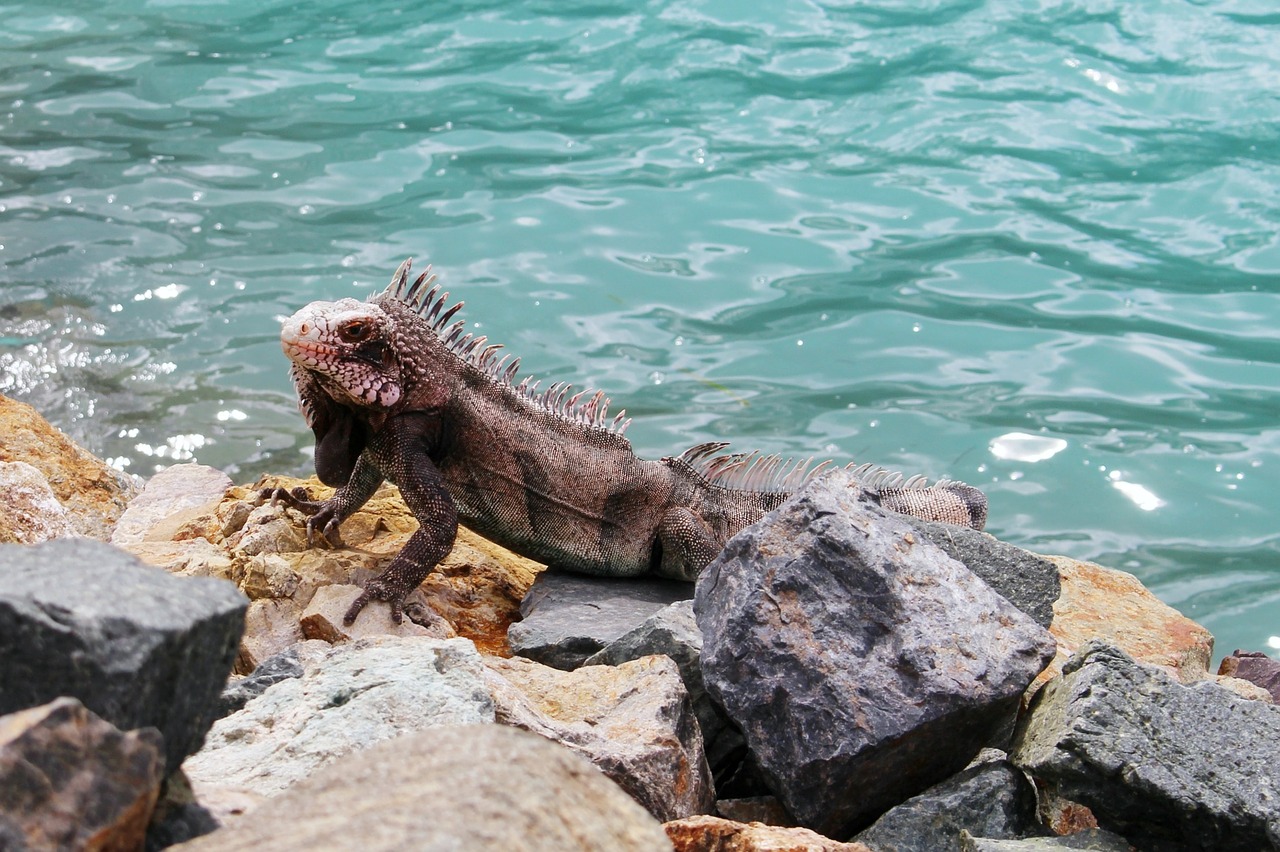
[2,0,1276,659]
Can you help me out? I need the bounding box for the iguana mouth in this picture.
[281,337,339,368]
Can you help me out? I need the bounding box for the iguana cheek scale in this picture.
[265,258,988,625]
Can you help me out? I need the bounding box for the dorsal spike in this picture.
[435,300,464,330]
[406,268,437,307]
[388,257,413,297]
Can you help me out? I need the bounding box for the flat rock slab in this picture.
[508,571,693,670]
[184,636,495,808]
[0,697,164,852]
[1011,640,1280,851]
[697,471,1056,839]
[174,724,674,852]
[0,538,248,773]
[110,463,232,546]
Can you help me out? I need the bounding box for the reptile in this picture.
[265,258,988,624]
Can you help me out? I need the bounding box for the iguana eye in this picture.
[339,321,371,343]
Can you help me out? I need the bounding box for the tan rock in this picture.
[1030,555,1215,697]
[664,815,871,852]
[112,472,539,667]
[486,654,714,821]
[0,460,78,543]
[0,393,136,539]
[299,584,455,643]
[0,697,164,851]
[236,598,305,674]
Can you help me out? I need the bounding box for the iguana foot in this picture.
[343,576,411,625]
[259,486,344,546]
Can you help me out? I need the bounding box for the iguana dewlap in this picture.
[267,259,987,624]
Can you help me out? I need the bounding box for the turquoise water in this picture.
[2,0,1277,659]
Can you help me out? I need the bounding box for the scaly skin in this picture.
[267,259,988,624]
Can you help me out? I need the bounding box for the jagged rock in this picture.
[696,472,1057,839]
[0,538,247,774]
[0,697,164,851]
[173,724,675,851]
[110,463,232,546]
[899,518,1060,628]
[585,600,729,750]
[299,583,456,642]
[1218,650,1280,703]
[0,392,137,540]
[0,460,78,543]
[486,653,714,821]
[1011,640,1280,851]
[509,571,694,670]
[959,829,1133,851]
[852,751,1041,851]
[664,815,871,852]
[1029,556,1213,697]
[183,636,494,816]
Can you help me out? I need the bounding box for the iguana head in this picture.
[280,298,403,410]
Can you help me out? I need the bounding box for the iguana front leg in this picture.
[262,453,385,547]
[342,414,458,625]
[655,507,721,582]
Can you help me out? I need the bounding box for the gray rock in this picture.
[899,518,1060,628]
[853,751,1041,851]
[0,538,248,774]
[0,697,164,852]
[172,724,675,851]
[184,636,495,808]
[696,471,1057,839]
[959,828,1133,851]
[486,654,714,821]
[1011,640,1280,851]
[508,571,692,670]
[216,646,305,718]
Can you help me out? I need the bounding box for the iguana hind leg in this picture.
[654,507,721,582]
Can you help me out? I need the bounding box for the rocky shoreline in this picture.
[1,391,1278,851]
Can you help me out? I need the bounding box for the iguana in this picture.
[266,258,988,624]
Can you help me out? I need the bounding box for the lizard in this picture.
[265,258,988,624]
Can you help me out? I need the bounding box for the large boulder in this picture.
[696,472,1056,838]
[183,635,494,815]
[0,697,164,851]
[1011,640,1280,851]
[486,653,714,821]
[509,571,693,670]
[0,538,247,774]
[174,724,674,851]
